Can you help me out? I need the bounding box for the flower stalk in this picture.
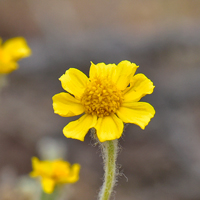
[98,139,119,200]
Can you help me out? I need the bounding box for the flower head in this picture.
[30,157,80,194]
[52,60,155,142]
[0,37,31,74]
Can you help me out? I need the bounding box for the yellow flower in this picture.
[0,37,31,74]
[52,60,155,142]
[30,157,81,194]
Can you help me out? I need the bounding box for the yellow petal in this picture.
[89,61,116,79]
[3,37,31,61]
[59,68,88,99]
[63,114,97,141]
[32,157,40,168]
[95,114,124,142]
[113,60,139,90]
[41,177,55,194]
[67,164,81,183]
[117,102,155,129]
[29,157,40,177]
[123,73,155,102]
[0,60,18,74]
[52,92,84,117]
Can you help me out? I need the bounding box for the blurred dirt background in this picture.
[0,0,200,199]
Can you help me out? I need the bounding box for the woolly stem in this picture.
[98,140,119,200]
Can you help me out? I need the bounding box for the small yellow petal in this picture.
[113,60,139,90]
[52,92,84,117]
[41,178,55,194]
[0,60,18,74]
[67,164,81,183]
[3,37,31,61]
[117,102,155,129]
[89,61,116,79]
[63,114,97,141]
[59,68,88,99]
[32,157,40,168]
[123,73,155,102]
[29,157,40,177]
[95,114,124,142]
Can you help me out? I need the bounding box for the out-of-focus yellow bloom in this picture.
[30,157,80,194]
[52,60,155,142]
[0,37,31,74]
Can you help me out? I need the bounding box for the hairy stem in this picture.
[98,140,119,200]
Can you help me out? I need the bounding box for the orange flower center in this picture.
[81,77,123,117]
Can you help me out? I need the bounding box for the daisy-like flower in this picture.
[30,157,80,194]
[52,60,155,142]
[0,37,31,74]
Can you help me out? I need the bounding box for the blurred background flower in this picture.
[30,157,80,197]
[0,0,200,199]
[0,37,31,90]
[0,37,31,74]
